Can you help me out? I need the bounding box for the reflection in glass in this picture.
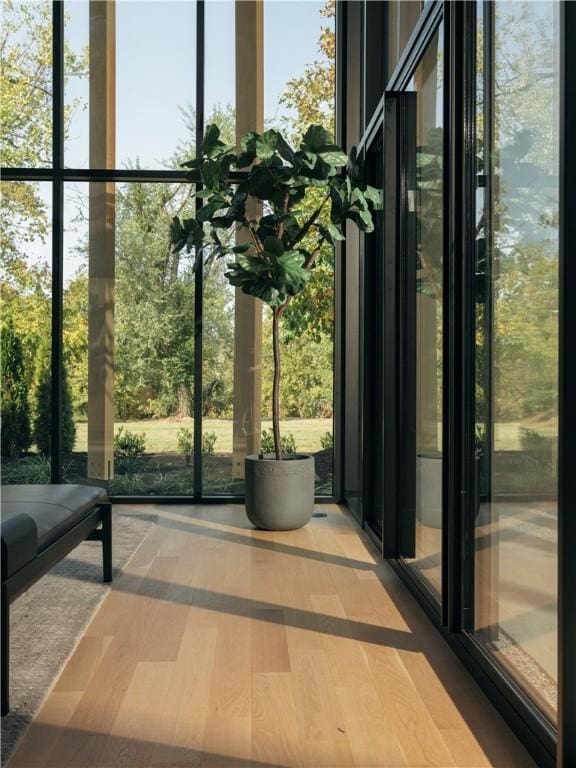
[404,28,444,597]
[1,183,53,483]
[386,0,423,80]
[474,1,559,721]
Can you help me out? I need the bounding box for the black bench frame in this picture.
[1,501,112,715]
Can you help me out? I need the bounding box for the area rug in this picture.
[1,506,158,766]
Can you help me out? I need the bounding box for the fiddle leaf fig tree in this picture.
[171,123,382,460]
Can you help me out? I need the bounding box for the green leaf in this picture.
[170,216,184,245]
[297,151,317,169]
[276,134,297,165]
[236,150,255,168]
[211,216,238,229]
[263,235,284,257]
[301,125,333,152]
[240,131,258,153]
[201,160,222,190]
[349,208,375,233]
[326,222,345,241]
[196,200,226,223]
[247,164,290,201]
[364,185,383,209]
[201,124,221,156]
[180,157,202,170]
[351,187,368,210]
[277,250,310,295]
[318,145,348,167]
[230,243,252,254]
[256,130,279,160]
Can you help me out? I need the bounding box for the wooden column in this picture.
[232,0,263,479]
[88,0,115,480]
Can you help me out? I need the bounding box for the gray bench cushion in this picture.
[1,485,107,554]
[1,513,38,580]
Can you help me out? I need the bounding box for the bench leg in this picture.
[1,583,8,716]
[102,503,112,583]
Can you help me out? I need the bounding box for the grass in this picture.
[68,416,558,456]
[74,417,333,455]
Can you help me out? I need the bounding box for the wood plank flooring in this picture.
[8,504,535,768]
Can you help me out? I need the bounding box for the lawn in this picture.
[74,417,333,455]
[72,416,557,455]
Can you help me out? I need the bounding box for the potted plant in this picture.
[170,123,381,529]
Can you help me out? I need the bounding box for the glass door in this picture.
[399,25,445,601]
[472,0,560,723]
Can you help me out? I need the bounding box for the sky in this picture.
[37,0,332,281]
[64,0,330,169]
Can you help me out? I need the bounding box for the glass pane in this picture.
[201,2,236,494]
[205,0,235,131]
[64,0,196,169]
[474,1,559,721]
[1,2,53,168]
[1,182,52,483]
[404,27,444,597]
[264,0,334,131]
[63,181,196,495]
[386,0,423,81]
[262,0,336,496]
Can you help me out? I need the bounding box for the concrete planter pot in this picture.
[245,454,315,530]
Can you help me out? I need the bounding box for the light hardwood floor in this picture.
[8,504,535,768]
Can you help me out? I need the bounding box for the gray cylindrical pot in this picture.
[245,454,315,530]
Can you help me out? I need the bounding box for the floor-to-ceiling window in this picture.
[343,1,568,762]
[473,0,560,724]
[403,26,444,599]
[1,0,336,499]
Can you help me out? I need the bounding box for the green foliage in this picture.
[31,337,76,456]
[320,431,334,450]
[1,320,31,456]
[108,470,191,497]
[114,427,146,459]
[1,1,86,272]
[519,427,556,479]
[171,123,382,310]
[261,429,296,455]
[1,454,52,484]
[261,320,333,418]
[202,431,217,455]
[177,427,193,455]
[113,180,196,421]
[174,426,218,456]
[172,122,381,458]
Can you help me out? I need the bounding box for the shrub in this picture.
[519,427,556,477]
[176,428,217,457]
[1,454,51,484]
[261,429,296,455]
[1,320,31,457]
[114,426,146,458]
[177,427,193,465]
[32,336,76,455]
[320,431,334,450]
[202,431,217,455]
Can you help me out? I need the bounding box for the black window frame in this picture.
[337,1,576,765]
[1,0,338,505]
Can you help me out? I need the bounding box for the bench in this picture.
[1,484,112,715]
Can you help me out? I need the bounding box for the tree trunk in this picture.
[272,307,282,461]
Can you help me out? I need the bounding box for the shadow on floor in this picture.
[8,723,289,768]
